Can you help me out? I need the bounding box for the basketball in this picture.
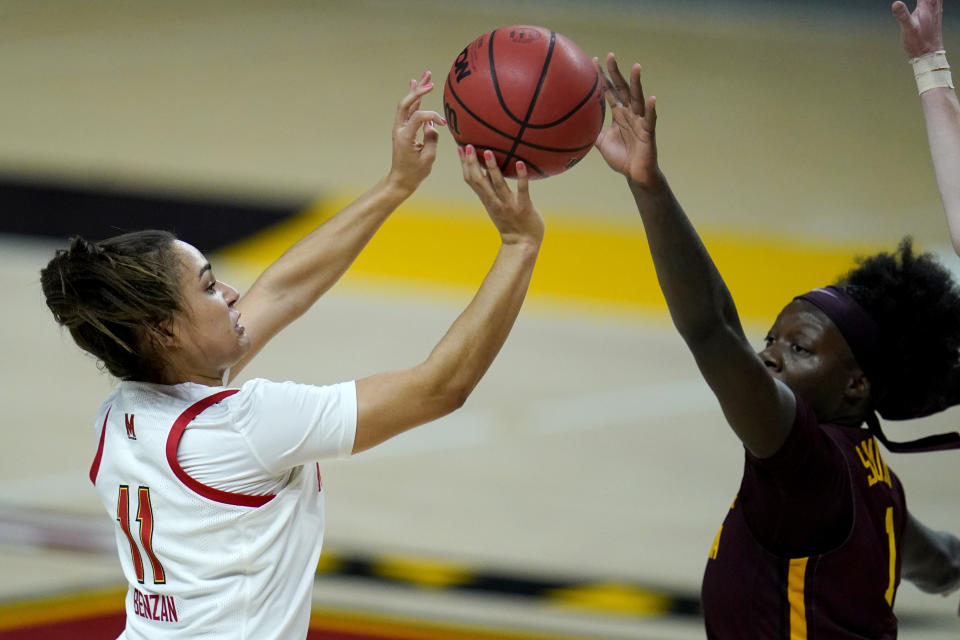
[442,25,606,179]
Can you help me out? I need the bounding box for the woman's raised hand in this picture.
[458,145,544,247]
[388,71,447,195]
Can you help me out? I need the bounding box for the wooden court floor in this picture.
[2,1,960,638]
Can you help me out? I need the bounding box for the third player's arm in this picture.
[893,0,960,254]
[919,86,960,254]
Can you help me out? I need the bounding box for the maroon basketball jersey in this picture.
[701,421,906,639]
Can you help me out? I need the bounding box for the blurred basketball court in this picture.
[2,1,960,637]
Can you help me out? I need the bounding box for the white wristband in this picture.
[910,50,954,94]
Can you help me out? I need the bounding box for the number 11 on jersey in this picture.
[117,485,166,584]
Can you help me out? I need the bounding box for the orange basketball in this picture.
[442,25,606,179]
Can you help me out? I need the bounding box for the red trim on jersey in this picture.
[89,407,111,485]
[165,389,276,508]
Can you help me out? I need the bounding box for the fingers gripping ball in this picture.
[443,25,606,179]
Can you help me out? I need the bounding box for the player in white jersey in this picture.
[40,73,545,639]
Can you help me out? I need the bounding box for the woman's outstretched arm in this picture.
[594,54,795,457]
[229,73,445,381]
[352,147,543,453]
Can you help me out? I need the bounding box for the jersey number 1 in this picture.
[117,485,166,584]
[884,506,896,606]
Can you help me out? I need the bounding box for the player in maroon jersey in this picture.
[593,22,960,640]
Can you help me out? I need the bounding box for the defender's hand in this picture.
[594,53,664,191]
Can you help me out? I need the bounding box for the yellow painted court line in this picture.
[219,194,882,323]
[0,586,126,630]
[546,582,672,617]
[315,549,344,575]
[371,554,473,589]
[308,605,593,640]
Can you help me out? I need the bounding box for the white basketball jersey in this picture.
[89,378,356,639]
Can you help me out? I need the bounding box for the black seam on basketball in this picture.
[514,138,594,153]
[487,29,524,127]
[501,152,545,176]
[462,143,546,176]
[445,72,519,144]
[499,30,556,173]
[522,72,600,129]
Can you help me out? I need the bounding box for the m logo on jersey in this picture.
[125,414,137,440]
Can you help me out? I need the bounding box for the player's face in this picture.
[759,300,861,422]
[164,241,250,384]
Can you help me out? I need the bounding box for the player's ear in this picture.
[142,321,177,350]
